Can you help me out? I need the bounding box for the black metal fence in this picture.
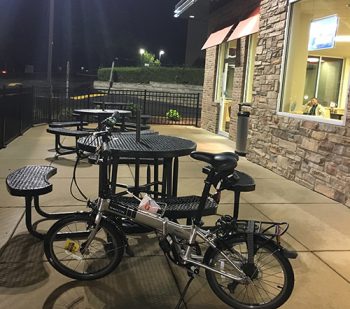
[33,88,201,126]
[0,86,201,148]
[0,86,34,148]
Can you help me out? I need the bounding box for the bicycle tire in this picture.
[44,213,125,280]
[204,235,294,309]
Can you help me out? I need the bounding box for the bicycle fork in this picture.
[80,198,108,255]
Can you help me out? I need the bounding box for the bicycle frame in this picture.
[89,196,247,282]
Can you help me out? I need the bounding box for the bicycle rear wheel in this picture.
[44,213,124,280]
[204,236,294,309]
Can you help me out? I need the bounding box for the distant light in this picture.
[307,57,319,63]
[189,15,195,19]
[81,66,85,70]
[1,70,7,74]
[159,50,165,62]
[139,48,145,55]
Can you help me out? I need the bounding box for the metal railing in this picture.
[0,86,201,148]
[33,87,201,126]
[0,86,34,149]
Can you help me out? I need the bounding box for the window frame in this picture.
[243,33,258,103]
[277,0,347,125]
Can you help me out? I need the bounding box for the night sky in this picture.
[0,0,188,73]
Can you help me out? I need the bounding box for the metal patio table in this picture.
[74,109,131,130]
[78,134,197,197]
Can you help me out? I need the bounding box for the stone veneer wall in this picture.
[247,0,350,206]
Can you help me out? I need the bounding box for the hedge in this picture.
[97,67,204,85]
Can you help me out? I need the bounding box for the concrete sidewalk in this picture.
[0,124,349,308]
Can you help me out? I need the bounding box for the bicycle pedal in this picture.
[187,266,199,278]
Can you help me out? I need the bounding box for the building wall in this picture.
[247,0,350,206]
[185,19,207,66]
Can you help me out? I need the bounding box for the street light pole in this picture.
[159,50,165,64]
[139,48,145,66]
[47,0,54,94]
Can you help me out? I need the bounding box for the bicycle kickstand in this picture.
[174,272,196,309]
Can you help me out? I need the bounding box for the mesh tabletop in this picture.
[78,134,196,158]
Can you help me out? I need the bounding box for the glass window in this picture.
[280,0,348,123]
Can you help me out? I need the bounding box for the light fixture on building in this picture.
[174,0,197,18]
[189,15,195,19]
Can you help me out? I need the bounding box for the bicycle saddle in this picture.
[190,151,238,172]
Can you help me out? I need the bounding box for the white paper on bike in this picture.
[138,194,161,214]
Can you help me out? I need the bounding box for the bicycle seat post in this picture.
[194,167,216,225]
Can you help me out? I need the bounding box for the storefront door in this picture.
[218,61,235,135]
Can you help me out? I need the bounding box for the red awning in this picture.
[228,7,260,41]
[201,25,234,50]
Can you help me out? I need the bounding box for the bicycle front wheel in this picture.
[44,213,125,280]
[204,236,294,309]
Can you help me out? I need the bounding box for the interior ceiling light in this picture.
[335,35,350,42]
[307,57,320,63]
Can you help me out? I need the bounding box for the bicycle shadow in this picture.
[43,256,184,309]
[0,233,49,288]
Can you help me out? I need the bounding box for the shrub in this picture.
[97,67,204,85]
[166,109,181,121]
[141,51,160,67]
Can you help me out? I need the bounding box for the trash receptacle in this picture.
[235,103,251,156]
